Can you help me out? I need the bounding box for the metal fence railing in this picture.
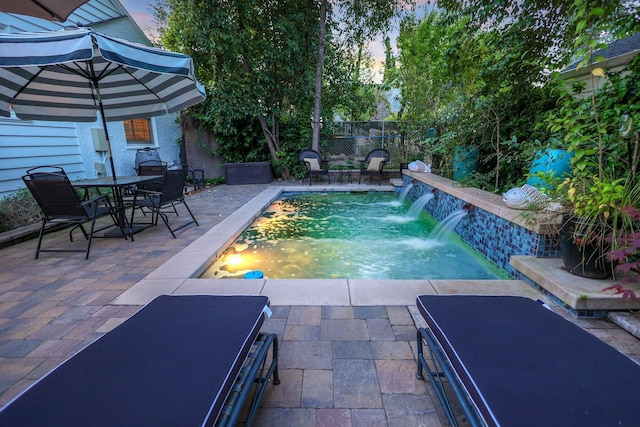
[323,121,425,167]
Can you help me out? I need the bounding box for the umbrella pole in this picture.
[100,112,117,181]
[88,61,117,181]
[90,74,132,237]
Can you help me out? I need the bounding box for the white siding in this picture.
[0,118,84,197]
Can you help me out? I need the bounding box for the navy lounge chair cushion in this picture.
[0,294,270,427]
[417,295,640,426]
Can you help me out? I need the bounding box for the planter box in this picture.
[224,161,273,185]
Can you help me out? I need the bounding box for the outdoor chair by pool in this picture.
[299,149,330,185]
[0,294,280,427]
[415,295,640,427]
[358,148,390,185]
[22,166,125,259]
[129,159,171,216]
[130,165,198,238]
[137,159,168,192]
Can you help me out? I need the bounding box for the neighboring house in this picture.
[0,0,182,199]
[373,87,401,121]
[560,33,640,98]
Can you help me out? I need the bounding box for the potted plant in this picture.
[546,54,640,278]
[541,2,640,278]
[555,176,637,278]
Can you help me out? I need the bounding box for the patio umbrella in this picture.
[0,27,206,179]
[0,0,87,21]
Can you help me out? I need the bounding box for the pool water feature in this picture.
[201,192,509,280]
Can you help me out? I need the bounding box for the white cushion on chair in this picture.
[367,157,385,171]
[304,158,321,171]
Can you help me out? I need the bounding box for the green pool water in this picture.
[200,192,510,280]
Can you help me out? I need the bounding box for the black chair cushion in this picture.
[417,295,640,426]
[0,295,270,426]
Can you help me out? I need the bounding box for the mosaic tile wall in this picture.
[401,176,561,278]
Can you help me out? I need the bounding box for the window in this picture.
[124,118,153,145]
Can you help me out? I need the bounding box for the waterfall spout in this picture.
[462,203,476,219]
[408,192,434,218]
[430,210,468,241]
[398,183,414,203]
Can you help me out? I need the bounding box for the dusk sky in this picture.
[120,0,158,37]
[120,0,433,81]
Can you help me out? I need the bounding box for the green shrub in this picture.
[0,189,40,233]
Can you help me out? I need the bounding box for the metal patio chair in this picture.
[130,165,199,238]
[130,160,171,216]
[137,160,168,192]
[299,149,330,185]
[22,166,125,259]
[358,148,390,185]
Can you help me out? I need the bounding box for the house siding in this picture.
[561,33,640,99]
[0,119,84,196]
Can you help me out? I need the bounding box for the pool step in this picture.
[510,255,640,317]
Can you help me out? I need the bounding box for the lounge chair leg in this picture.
[416,329,425,380]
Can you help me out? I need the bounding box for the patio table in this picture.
[331,161,356,183]
[72,175,162,238]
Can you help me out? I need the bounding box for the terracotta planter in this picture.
[559,215,613,279]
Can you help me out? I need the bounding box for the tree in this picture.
[311,0,415,151]
[155,0,393,177]
[390,10,560,191]
[436,0,636,74]
[158,0,319,177]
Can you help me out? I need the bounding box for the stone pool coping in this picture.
[114,178,640,314]
[114,183,531,306]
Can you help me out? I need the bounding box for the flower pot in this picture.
[526,148,574,189]
[559,215,613,279]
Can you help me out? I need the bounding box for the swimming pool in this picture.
[200,192,509,280]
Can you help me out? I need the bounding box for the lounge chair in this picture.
[299,149,330,185]
[415,295,640,426]
[22,166,125,259]
[0,294,280,427]
[358,148,390,185]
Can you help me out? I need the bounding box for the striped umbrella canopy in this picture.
[0,0,88,21]
[0,27,206,179]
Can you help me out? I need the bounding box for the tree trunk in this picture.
[258,115,290,179]
[311,0,328,152]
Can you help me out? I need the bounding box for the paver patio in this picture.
[0,181,639,426]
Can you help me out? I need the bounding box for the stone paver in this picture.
[302,369,333,408]
[333,358,383,409]
[0,182,638,426]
